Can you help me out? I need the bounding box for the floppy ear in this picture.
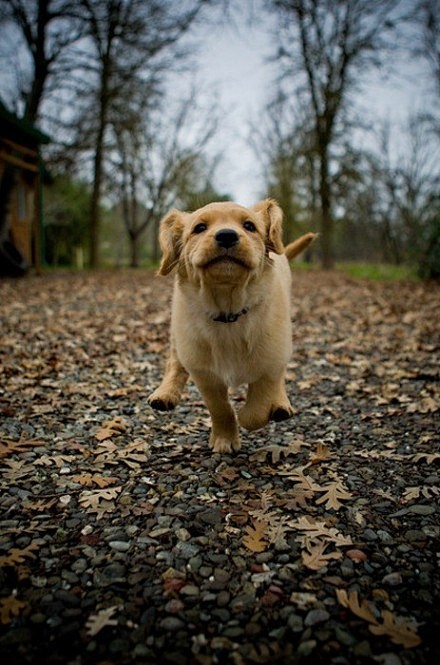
[157,209,185,275]
[252,198,284,254]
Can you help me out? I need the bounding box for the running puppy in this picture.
[148,199,316,453]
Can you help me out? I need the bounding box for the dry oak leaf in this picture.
[94,416,129,442]
[302,540,342,570]
[369,610,422,648]
[250,439,304,464]
[280,466,321,492]
[315,481,352,510]
[336,589,378,625]
[243,520,269,553]
[411,452,440,464]
[79,487,122,510]
[0,542,39,568]
[0,437,45,460]
[402,486,440,502]
[336,589,421,649]
[288,516,352,547]
[72,473,119,488]
[85,605,120,637]
[0,597,28,624]
[309,441,331,464]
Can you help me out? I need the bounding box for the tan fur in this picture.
[148,199,317,453]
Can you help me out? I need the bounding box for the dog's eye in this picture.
[193,223,207,234]
[243,220,256,232]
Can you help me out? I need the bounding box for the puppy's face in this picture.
[158,199,284,283]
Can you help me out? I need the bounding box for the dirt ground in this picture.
[0,269,439,664]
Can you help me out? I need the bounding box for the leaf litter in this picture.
[0,269,439,664]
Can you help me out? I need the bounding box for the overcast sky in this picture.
[189,12,430,206]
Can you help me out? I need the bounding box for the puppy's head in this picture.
[158,199,284,281]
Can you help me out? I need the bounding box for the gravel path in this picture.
[0,270,439,665]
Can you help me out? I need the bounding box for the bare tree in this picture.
[0,0,83,123]
[250,91,318,244]
[0,0,84,236]
[111,90,220,267]
[417,0,440,97]
[265,0,403,268]
[74,0,209,268]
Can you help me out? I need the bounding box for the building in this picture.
[0,101,50,276]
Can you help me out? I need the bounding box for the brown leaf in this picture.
[315,481,352,510]
[243,520,269,552]
[72,473,119,488]
[309,441,331,464]
[0,542,39,567]
[250,439,304,464]
[302,540,342,570]
[336,589,378,625]
[85,605,120,636]
[370,610,421,648]
[0,438,45,460]
[0,597,28,624]
[79,487,122,510]
[94,416,129,441]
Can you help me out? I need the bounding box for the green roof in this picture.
[0,100,51,145]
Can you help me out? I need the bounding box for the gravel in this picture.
[0,269,439,665]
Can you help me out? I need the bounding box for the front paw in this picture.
[269,405,294,422]
[210,433,241,454]
[148,390,178,411]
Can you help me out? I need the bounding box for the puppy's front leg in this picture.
[148,340,189,411]
[239,373,293,431]
[191,370,240,454]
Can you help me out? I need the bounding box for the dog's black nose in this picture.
[215,229,239,249]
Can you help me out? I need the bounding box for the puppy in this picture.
[148,199,316,453]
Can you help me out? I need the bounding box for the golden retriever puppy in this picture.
[148,199,316,454]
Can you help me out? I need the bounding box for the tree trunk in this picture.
[89,138,103,269]
[318,144,334,269]
[129,232,140,268]
[89,65,110,269]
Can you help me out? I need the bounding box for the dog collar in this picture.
[211,308,249,323]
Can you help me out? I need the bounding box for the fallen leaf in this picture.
[243,520,269,552]
[369,610,422,648]
[0,438,45,460]
[315,481,352,510]
[336,589,378,625]
[85,605,120,636]
[0,597,28,624]
[0,542,39,567]
[302,540,342,570]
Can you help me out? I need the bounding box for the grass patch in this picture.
[337,263,418,282]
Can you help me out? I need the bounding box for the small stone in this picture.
[165,599,184,613]
[408,505,435,516]
[216,590,230,607]
[175,528,191,541]
[297,640,317,657]
[288,613,304,633]
[382,572,403,586]
[180,584,199,596]
[160,617,185,632]
[363,529,378,541]
[174,541,200,560]
[304,608,330,626]
[377,530,393,542]
[108,540,130,552]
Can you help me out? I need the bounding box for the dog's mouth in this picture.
[203,255,249,270]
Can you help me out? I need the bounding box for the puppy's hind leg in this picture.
[148,341,189,411]
[239,373,293,431]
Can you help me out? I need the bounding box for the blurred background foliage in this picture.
[0,0,438,277]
